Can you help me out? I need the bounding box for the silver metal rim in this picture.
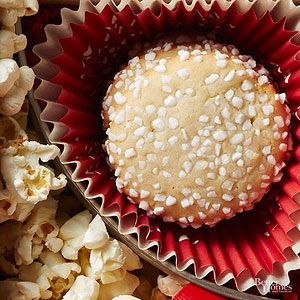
[16,19,275,300]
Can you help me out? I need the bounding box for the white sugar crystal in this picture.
[153,183,160,189]
[222,180,234,190]
[164,95,177,107]
[191,49,201,56]
[267,155,276,165]
[279,143,287,152]
[198,115,209,123]
[141,190,150,198]
[154,194,166,202]
[216,59,227,68]
[152,118,164,131]
[168,135,178,145]
[168,117,179,129]
[222,194,234,201]
[219,167,226,176]
[274,116,284,128]
[125,148,136,158]
[262,146,271,155]
[231,96,243,109]
[239,193,248,201]
[129,189,138,197]
[166,196,177,206]
[191,136,200,147]
[245,92,255,102]
[139,201,149,210]
[225,89,234,100]
[230,133,244,145]
[248,105,256,117]
[162,171,172,178]
[224,70,235,81]
[154,64,166,73]
[258,75,268,85]
[145,104,156,115]
[207,191,217,198]
[181,198,191,208]
[177,68,189,79]
[134,126,146,136]
[138,161,146,169]
[145,52,156,61]
[222,207,232,214]
[154,207,165,215]
[241,80,253,91]
[178,170,186,178]
[195,178,204,186]
[235,113,246,124]
[213,130,227,141]
[198,212,206,219]
[205,74,219,85]
[183,161,192,173]
[178,49,190,61]
[262,104,274,116]
[245,149,255,159]
[114,92,126,104]
[114,109,125,124]
[195,160,208,170]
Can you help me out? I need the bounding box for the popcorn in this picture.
[14,197,61,265]
[0,280,41,300]
[0,187,34,223]
[0,59,35,116]
[89,239,125,284]
[83,214,109,249]
[0,0,39,27]
[98,273,140,300]
[150,287,169,300]
[19,251,81,299]
[0,140,67,204]
[157,275,187,297]
[59,210,92,260]
[0,30,27,58]
[119,242,142,271]
[63,275,99,300]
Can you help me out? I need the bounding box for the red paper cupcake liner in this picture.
[33,0,300,294]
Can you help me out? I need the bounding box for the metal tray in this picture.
[16,13,276,300]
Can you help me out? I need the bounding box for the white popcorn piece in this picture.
[60,210,92,260]
[63,275,99,300]
[39,250,81,279]
[14,197,60,265]
[157,275,187,297]
[0,140,67,204]
[0,59,35,116]
[89,239,125,284]
[112,296,141,300]
[119,242,143,271]
[98,273,140,300]
[0,0,39,27]
[83,214,109,249]
[0,280,40,300]
[19,251,81,299]
[0,187,34,223]
[45,237,64,253]
[0,30,27,58]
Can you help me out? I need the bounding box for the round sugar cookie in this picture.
[102,37,290,227]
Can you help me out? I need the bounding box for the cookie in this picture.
[102,37,290,227]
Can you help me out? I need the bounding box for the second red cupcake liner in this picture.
[33,0,300,294]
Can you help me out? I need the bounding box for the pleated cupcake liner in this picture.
[33,0,300,294]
